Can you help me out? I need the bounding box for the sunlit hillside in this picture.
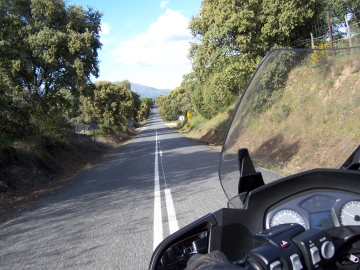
[234,50,360,175]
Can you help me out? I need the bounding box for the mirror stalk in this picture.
[238,149,265,202]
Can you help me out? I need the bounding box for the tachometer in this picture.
[270,209,306,228]
[340,201,360,225]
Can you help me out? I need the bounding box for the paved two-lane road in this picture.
[0,107,227,269]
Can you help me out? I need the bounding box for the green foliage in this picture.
[185,0,326,119]
[156,87,192,121]
[78,81,142,135]
[29,91,74,136]
[252,50,297,113]
[259,0,320,48]
[0,0,103,146]
[0,0,102,95]
[138,97,153,121]
[58,88,80,121]
[322,0,360,28]
[0,79,32,149]
[0,1,151,194]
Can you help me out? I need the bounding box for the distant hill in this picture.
[130,82,171,99]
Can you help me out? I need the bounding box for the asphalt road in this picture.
[0,107,227,269]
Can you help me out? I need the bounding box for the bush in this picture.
[252,50,298,113]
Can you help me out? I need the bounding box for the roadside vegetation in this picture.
[232,49,360,175]
[157,0,360,146]
[0,0,153,200]
[167,49,360,178]
[1,0,360,220]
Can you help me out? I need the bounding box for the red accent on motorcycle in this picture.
[280,240,290,248]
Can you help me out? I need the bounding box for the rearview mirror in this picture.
[149,213,217,270]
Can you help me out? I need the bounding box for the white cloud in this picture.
[111,9,191,67]
[100,37,113,45]
[100,23,111,35]
[160,0,169,9]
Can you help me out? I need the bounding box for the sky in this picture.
[67,0,202,90]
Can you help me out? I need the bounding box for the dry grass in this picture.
[231,54,360,175]
[173,51,360,176]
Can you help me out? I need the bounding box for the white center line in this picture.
[157,132,179,235]
[153,121,163,250]
[153,109,179,249]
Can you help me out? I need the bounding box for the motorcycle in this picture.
[149,46,360,270]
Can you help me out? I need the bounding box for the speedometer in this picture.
[270,209,306,228]
[340,201,360,225]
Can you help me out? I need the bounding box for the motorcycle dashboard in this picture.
[229,169,360,236]
[265,190,360,231]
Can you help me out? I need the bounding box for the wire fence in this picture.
[293,13,360,49]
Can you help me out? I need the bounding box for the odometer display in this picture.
[270,209,306,228]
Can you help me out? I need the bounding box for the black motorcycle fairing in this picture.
[341,145,360,170]
[326,226,360,269]
[209,169,360,264]
[150,169,360,269]
[216,169,360,235]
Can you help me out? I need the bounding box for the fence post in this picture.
[345,15,353,48]
[310,32,315,49]
[327,11,334,49]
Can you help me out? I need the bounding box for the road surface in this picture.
[0,107,227,269]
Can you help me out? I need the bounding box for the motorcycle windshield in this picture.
[219,47,360,203]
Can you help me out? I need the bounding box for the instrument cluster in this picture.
[265,191,360,230]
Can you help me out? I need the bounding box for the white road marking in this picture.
[165,189,179,234]
[153,110,179,250]
[153,130,163,250]
[158,140,167,189]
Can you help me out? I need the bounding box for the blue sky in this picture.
[67,0,202,89]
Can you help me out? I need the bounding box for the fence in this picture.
[70,122,90,134]
[293,15,360,49]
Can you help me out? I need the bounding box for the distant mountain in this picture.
[130,82,171,99]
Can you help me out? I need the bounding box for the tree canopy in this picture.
[156,0,360,121]
[0,0,102,95]
[156,87,191,121]
[79,80,142,133]
[0,0,150,152]
[182,0,325,119]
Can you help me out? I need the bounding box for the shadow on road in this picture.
[0,110,226,269]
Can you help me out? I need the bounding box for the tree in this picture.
[94,81,127,130]
[138,97,153,121]
[157,87,191,121]
[0,0,102,137]
[319,0,360,45]
[323,0,360,27]
[0,0,102,95]
[78,81,142,134]
[0,77,32,148]
[58,88,80,121]
[187,0,323,118]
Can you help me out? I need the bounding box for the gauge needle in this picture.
[343,211,355,217]
[276,218,284,224]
